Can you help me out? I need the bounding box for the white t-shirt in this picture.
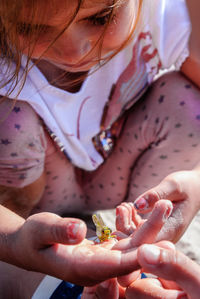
[0,0,191,171]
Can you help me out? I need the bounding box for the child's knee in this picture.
[144,71,200,125]
[152,71,200,102]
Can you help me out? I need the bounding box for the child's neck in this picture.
[32,59,88,93]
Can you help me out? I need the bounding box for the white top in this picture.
[0,0,191,171]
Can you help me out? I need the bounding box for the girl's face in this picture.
[18,0,136,72]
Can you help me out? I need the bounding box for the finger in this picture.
[114,200,173,251]
[138,243,200,297]
[82,279,119,299]
[121,202,142,227]
[115,201,173,288]
[118,269,141,288]
[25,212,87,246]
[116,204,137,235]
[148,241,181,290]
[118,241,177,288]
[125,278,186,299]
[132,200,173,246]
[134,176,186,214]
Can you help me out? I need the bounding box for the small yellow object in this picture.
[92,214,116,242]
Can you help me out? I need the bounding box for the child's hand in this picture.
[114,200,173,249]
[82,200,173,298]
[134,169,200,242]
[5,211,143,286]
[125,241,200,299]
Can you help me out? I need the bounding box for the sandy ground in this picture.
[96,208,200,264]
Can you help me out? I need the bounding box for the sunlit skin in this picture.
[17,0,137,73]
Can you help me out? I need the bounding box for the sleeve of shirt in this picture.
[148,0,191,70]
[0,99,47,188]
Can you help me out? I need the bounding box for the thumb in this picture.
[134,176,185,213]
[25,212,87,247]
[137,243,200,298]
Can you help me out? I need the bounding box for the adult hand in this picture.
[3,210,144,286]
[126,241,200,299]
[133,169,200,242]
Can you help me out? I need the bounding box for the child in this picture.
[0,0,200,296]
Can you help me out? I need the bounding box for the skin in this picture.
[116,202,200,299]
[126,242,200,299]
[18,0,136,73]
[0,0,200,296]
[133,167,200,243]
[82,200,173,299]
[88,203,200,299]
[0,200,171,298]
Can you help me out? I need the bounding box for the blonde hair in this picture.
[0,0,142,95]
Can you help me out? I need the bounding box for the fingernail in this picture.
[141,244,161,265]
[134,197,149,210]
[163,205,173,221]
[67,221,83,242]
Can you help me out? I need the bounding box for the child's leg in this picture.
[83,72,200,207]
[126,72,200,200]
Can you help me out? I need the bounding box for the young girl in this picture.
[0,0,200,297]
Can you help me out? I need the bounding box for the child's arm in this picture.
[181,0,200,87]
